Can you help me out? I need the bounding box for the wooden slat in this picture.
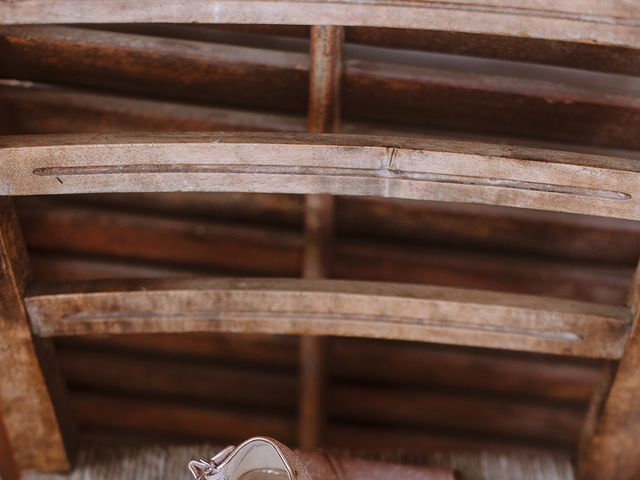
[3,133,640,220]
[57,333,299,370]
[57,348,298,411]
[16,199,303,277]
[18,191,640,266]
[0,81,305,135]
[101,23,640,75]
[3,27,640,149]
[0,0,638,52]
[329,384,584,447]
[336,198,640,266]
[70,392,296,444]
[17,199,633,305]
[55,346,585,448]
[24,277,630,359]
[345,27,640,76]
[579,266,640,479]
[333,239,633,306]
[56,333,601,405]
[330,339,602,405]
[0,199,73,471]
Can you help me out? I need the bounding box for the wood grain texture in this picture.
[0,81,305,135]
[0,408,20,480]
[3,132,640,220]
[3,27,640,149]
[57,333,602,405]
[16,189,640,266]
[16,198,633,305]
[578,266,640,479]
[0,199,73,471]
[299,25,343,449]
[345,27,640,75]
[54,346,587,449]
[24,277,630,359]
[103,23,640,75]
[0,0,638,51]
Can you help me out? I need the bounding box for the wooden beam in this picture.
[0,199,74,471]
[57,332,603,405]
[3,133,640,220]
[24,277,630,359]
[0,410,20,480]
[345,27,640,76]
[579,265,640,479]
[299,25,343,449]
[0,0,637,52]
[0,81,305,135]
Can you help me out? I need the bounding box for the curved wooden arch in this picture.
[1,0,638,50]
[2,132,639,220]
[25,277,630,359]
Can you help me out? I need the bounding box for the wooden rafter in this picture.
[24,278,630,359]
[0,0,638,52]
[2,132,639,219]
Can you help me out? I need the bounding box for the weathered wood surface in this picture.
[18,193,640,266]
[0,0,638,53]
[16,198,633,305]
[56,334,597,451]
[57,350,585,448]
[578,266,640,479]
[59,333,603,404]
[101,23,640,75]
[345,27,640,76]
[0,199,73,471]
[3,133,640,220]
[299,24,342,449]
[0,81,305,135]
[3,27,640,149]
[24,277,630,359]
[0,409,20,480]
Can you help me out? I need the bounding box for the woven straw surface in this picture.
[25,442,574,480]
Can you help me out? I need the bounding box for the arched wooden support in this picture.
[0,0,638,52]
[24,278,631,360]
[2,132,639,220]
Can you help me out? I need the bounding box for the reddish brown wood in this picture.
[17,198,633,305]
[579,266,640,479]
[55,346,586,449]
[0,199,73,471]
[18,193,640,267]
[299,25,343,450]
[0,410,20,480]
[59,333,602,406]
[70,392,296,445]
[0,81,305,135]
[80,23,640,76]
[330,339,602,404]
[2,27,639,149]
[345,27,640,76]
